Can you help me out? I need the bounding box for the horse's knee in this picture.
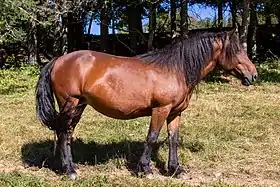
[147,130,160,145]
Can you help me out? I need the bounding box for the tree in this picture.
[230,0,237,26]
[170,0,177,33]
[100,0,109,52]
[127,0,144,55]
[0,0,52,64]
[0,0,30,44]
[239,0,250,52]
[27,18,39,65]
[264,2,272,26]
[180,0,189,36]
[147,0,158,51]
[217,1,223,28]
[248,2,257,58]
[2,0,280,66]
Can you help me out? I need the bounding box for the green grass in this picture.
[1,62,280,186]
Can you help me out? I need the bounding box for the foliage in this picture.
[0,0,279,66]
[0,0,32,44]
[0,64,39,95]
[257,59,280,82]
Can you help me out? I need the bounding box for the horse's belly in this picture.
[84,95,151,119]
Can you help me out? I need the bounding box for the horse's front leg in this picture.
[138,105,171,177]
[167,114,189,179]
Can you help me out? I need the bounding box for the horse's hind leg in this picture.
[54,97,86,180]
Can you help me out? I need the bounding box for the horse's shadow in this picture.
[21,138,168,175]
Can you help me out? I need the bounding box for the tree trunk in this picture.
[111,0,116,54]
[265,4,271,26]
[75,20,84,50]
[148,1,157,51]
[217,1,223,29]
[75,11,86,50]
[53,0,64,57]
[67,12,74,53]
[180,0,188,37]
[100,2,109,52]
[61,15,68,55]
[240,0,250,52]
[27,19,38,65]
[230,0,237,27]
[276,12,280,24]
[87,12,94,35]
[36,22,41,64]
[170,0,176,33]
[248,3,257,59]
[53,22,62,56]
[128,1,143,55]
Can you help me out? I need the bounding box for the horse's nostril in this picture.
[253,73,258,81]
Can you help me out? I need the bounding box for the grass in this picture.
[1,61,280,186]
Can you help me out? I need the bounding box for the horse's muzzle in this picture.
[242,72,258,86]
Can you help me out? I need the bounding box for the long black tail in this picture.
[35,59,58,130]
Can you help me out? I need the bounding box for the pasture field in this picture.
[1,61,280,186]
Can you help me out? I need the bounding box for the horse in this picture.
[35,28,258,180]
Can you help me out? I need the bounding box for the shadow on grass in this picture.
[21,139,167,176]
[203,69,231,84]
[204,75,231,83]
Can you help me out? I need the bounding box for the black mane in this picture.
[137,31,241,85]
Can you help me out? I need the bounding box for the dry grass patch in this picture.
[1,64,280,186]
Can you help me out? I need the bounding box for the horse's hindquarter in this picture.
[51,51,95,103]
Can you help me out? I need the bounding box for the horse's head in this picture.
[215,28,258,86]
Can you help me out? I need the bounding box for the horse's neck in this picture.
[200,60,217,81]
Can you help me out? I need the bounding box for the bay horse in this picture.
[35,28,257,180]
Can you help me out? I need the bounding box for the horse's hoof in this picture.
[67,172,77,180]
[168,166,191,180]
[176,171,192,180]
[137,164,153,178]
[145,173,155,179]
[138,171,153,178]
